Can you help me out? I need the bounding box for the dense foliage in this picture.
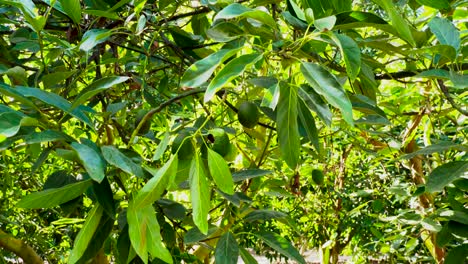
[0,0,467,263]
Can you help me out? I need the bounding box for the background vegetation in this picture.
[0,0,467,263]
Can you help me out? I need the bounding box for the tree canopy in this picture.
[0,0,467,263]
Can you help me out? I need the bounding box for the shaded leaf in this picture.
[17,180,92,208]
[416,0,450,10]
[298,85,332,126]
[214,3,277,29]
[24,130,75,144]
[215,232,239,264]
[445,244,468,264]
[0,112,23,137]
[255,231,306,264]
[426,161,468,193]
[244,210,287,222]
[297,99,320,152]
[401,142,468,159]
[239,247,258,264]
[232,169,272,182]
[277,82,300,169]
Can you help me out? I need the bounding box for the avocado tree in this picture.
[0,0,467,263]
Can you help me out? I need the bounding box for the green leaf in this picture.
[79,29,113,52]
[445,244,468,264]
[277,82,300,169]
[42,70,78,88]
[204,53,263,102]
[298,98,320,152]
[314,15,336,31]
[133,156,177,209]
[215,232,239,264]
[207,148,234,195]
[449,70,468,89]
[127,201,148,264]
[152,131,170,161]
[101,145,145,178]
[301,62,353,125]
[426,161,468,193]
[0,112,23,137]
[71,142,106,183]
[401,142,468,160]
[59,0,81,24]
[415,69,450,79]
[371,0,416,46]
[71,76,129,110]
[189,156,210,234]
[440,210,468,225]
[184,226,219,244]
[0,83,40,112]
[428,17,460,53]
[239,247,258,264]
[181,48,241,88]
[17,180,92,208]
[144,206,173,264]
[92,178,116,217]
[255,231,306,264]
[421,218,442,232]
[298,85,332,126]
[243,210,287,222]
[332,33,361,80]
[214,3,277,29]
[207,22,244,42]
[76,214,114,263]
[14,86,93,128]
[68,204,103,264]
[232,169,272,182]
[24,130,74,144]
[416,0,450,10]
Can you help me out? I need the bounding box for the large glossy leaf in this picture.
[428,17,460,53]
[426,161,468,193]
[215,232,239,264]
[214,3,277,29]
[71,142,106,183]
[76,214,114,263]
[133,156,177,209]
[204,53,262,102]
[71,76,129,110]
[17,180,92,208]
[371,0,416,47]
[277,82,300,169]
[68,204,103,264]
[59,0,81,24]
[255,231,306,264]
[101,146,145,178]
[14,86,93,128]
[207,148,234,195]
[332,33,361,80]
[189,156,210,234]
[300,62,353,125]
[181,48,241,88]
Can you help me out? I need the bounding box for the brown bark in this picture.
[0,228,43,264]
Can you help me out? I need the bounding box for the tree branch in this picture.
[437,79,468,116]
[0,229,43,264]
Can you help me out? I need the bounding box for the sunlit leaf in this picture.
[18,180,92,208]
[277,82,300,169]
[71,142,106,183]
[189,156,210,234]
[207,148,234,195]
[426,161,468,193]
[68,204,103,264]
[101,146,145,178]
